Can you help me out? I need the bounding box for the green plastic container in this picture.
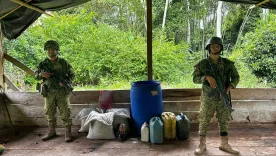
[176,113,190,140]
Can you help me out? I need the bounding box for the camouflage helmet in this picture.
[44,40,59,51]
[205,37,223,51]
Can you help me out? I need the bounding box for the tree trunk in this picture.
[216,1,222,38]
[140,0,147,34]
[262,8,269,21]
[187,0,191,44]
[162,0,169,28]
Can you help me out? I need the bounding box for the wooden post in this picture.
[4,53,35,76]
[10,0,53,17]
[0,24,5,129]
[0,24,4,90]
[147,0,152,81]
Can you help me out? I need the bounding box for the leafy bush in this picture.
[4,11,192,90]
[238,14,276,87]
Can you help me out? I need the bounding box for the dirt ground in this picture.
[1,123,276,156]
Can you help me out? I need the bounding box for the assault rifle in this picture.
[40,63,75,96]
[208,61,234,119]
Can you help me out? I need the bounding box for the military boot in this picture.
[42,126,56,141]
[194,136,206,155]
[219,136,240,155]
[65,126,73,142]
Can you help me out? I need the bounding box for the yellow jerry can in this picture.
[161,112,176,140]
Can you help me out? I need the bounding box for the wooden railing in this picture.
[1,88,276,126]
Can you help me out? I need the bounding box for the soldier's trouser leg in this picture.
[198,97,217,136]
[216,100,230,134]
[56,91,72,142]
[56,93,72,127]
[42,94,57,141]
[216,101,239,154]
[195,96,217,155]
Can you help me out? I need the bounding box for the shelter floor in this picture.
[1,123,276,156]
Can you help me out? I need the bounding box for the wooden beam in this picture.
[4,88,276,105]
[10,0,53,17]
[0,0,32,20]
[147,0,152,80]
[256,0,270,6]
[4,53,35,76]
[4,75,20,91]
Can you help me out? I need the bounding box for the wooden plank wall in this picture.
[2,88,276,127]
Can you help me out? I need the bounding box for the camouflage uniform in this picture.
[35,57,75,128]
[193,57,239,136]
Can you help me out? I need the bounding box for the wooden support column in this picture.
[147,0,152,80]
[0,24,5,129]
[0,24,4,89]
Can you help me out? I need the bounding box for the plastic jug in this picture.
[176,113,190,140]
[141,122,149,142]
[161,112,176,140]
[150,117,163,144]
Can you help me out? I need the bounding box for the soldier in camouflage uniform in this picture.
[193,37,240,155]
[35,40,75,142]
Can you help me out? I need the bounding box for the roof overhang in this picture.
[219,0,276,9]
[1,0,276,40]
[0,0,91,40]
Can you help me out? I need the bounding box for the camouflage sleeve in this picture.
[34,62,43,80]
[192,61,206,84]
[229,62,240,88]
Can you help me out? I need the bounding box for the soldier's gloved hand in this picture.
[40,72,53,79]
[205,76,216,88]
[225,85,233,94]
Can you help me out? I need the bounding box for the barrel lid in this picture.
[131,81,160,87]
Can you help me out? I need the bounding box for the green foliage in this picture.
[4,11,194,90]
[152,0,211,49]
[222,5,261,51]
[229,49,266,88]
[2,1,270,90]
[238,14,276,87]
[153,30,189,83]
[58,0,146,37]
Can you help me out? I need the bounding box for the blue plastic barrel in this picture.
[130,81,163,135]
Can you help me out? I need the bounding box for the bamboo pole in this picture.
[256,0,270,7]
[0,0,32,20]
[10,0,53,17]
